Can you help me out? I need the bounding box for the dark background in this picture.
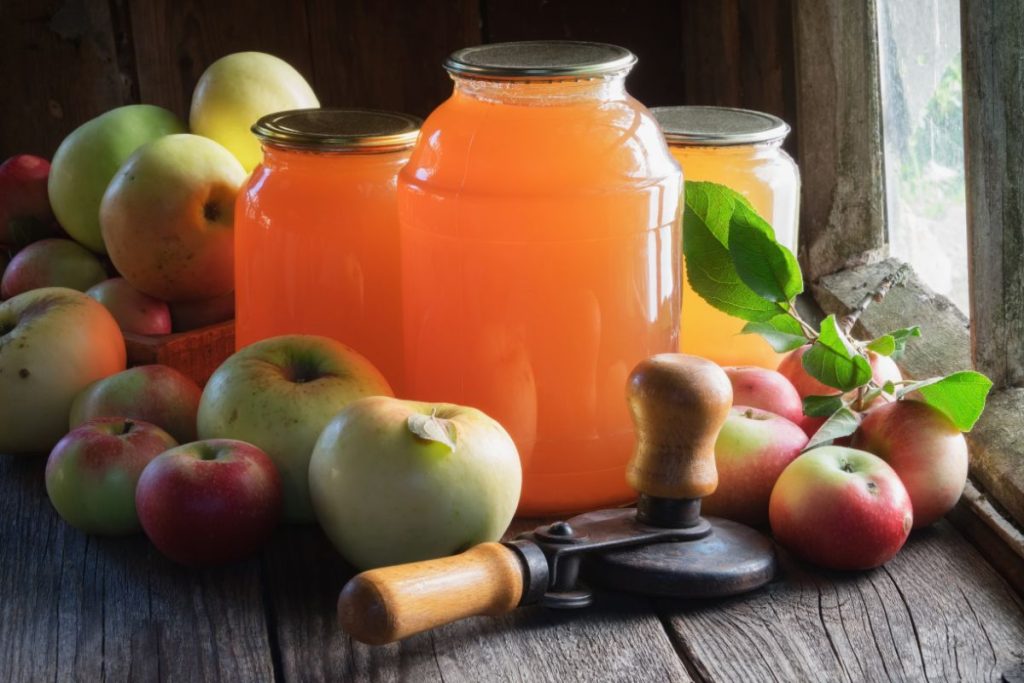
[1,0,796,158]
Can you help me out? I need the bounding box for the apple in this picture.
[308,396,522,570]
[170,290,234,332]
[45,417,178,535]
[190,52,319,172]
[1,238,108,298]
[777,344,903,434]
[769,446,913,570]
[0,154,61,247]
[198,334,393,522]
[136,439,282,566]
[851,399,968,528]
[86,277,172,335]
[100,134,245,302]
[723,366,804,425]
[701,406,809,527]
[0,287,125,454]
[48,104,186,253]
[70,364,202,444]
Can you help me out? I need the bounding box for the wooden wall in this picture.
[0,0,796,158]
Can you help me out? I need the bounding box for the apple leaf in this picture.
[804,407,862,451]
[802,394,844,418]
[866,335,896,356]
[888,326,922,359]
[728,204,804,303]
[801,315,873,391]
[897,371,994,431]
[683,182,784,322]
[407,412,457,452]
[740,314,808,352]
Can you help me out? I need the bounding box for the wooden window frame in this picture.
[793,0,1024,583]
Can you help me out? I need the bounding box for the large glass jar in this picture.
[399,42,682,515]
[652,106,800,369]
[236,109,420,392]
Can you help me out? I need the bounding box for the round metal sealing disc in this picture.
[650,106,790,146]
[445,41,636,80]
[585,517,777,599]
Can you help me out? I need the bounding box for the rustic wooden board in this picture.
[0,455,275,683]
[659,522,1024,682]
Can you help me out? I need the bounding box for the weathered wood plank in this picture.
[262,520,693,682]
[0,0,134,157]
[659,522,1024,682]
[0,455,276,682]
[947,482,1024,597]
[961,0,1024,390]
[793,0,887,280]
[305,0,482,119]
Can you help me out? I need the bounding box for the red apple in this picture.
[86,277,171,335]
[701,406,809,527]
[70,364,202,443]
[777,345,903,435]
[769,446,913,570]
[45,417,178,535]
[0,154,61,248]
[723,366,804,425]
[135,438,282,566]
[169,290,234,331]
[851,399,968,528]
[1,238,108,298]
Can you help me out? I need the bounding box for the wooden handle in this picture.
[626,353,733,499]
[338,542,525,645]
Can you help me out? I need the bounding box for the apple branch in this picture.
[839,263,911,335]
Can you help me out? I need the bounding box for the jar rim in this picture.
[252,108,422,152]
[445,41,636,81]
[651,106,791,146]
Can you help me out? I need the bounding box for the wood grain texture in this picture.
[305,0,482,118]
[124,320,234,386]
[947,482,1024,598]
[262,522,693,682]
[793,0,887,280]
[961,0,1024,390]
[0,455,275,683]
[0,0,135,157]
[659,522,1024,682]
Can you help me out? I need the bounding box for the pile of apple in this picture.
[708,351,967,571]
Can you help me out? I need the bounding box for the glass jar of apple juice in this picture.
[651,106,800,369]
[236,109,421,393]
[399,42,683,515]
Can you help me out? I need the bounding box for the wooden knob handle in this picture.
[626,353,733,499]
[338,542,525,645]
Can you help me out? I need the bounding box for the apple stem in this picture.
[121,420,134,435]
[839,263,911,335]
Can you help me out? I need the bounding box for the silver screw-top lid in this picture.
[651,106,791,146]
[445,41,637,80]
[252,109,421,152]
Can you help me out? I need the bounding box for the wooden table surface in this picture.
[3,455,1023,683]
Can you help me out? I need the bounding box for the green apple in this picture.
[197,334,392,522]
[100,134,246,302]
[1,238,108,298]
[48,105,186,253]
[308,396,522,570]
[189,51,319,172]
[0,287,126,454]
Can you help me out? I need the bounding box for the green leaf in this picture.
[407,412,457,452]
[802,395,844,417]
[728,204,804,303]
[740,314,808,352]
[683,182,783,322]
[889,326,922,359]
[867,335,896,356]
[899,371,994,431]
[804,407,862,450]
[801,315,873,391]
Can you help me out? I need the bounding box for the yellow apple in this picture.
[100,134,246,302]
[189,52,319,172]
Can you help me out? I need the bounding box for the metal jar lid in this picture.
[444,41,637,80]
[252,109,421,152]
[650,106,790,146]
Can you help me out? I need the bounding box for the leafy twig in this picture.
[838,263,911,335]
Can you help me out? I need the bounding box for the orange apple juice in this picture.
[399,43,682,515]
[236,110,420,393]
[653,107,800,368]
